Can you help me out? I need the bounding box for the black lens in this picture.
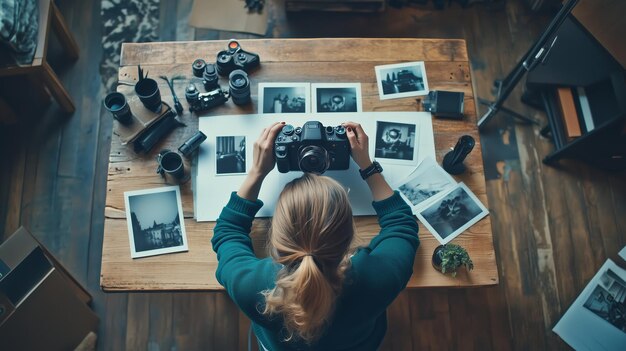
[228,69,250,105]
[202,63,219,90]
[192,59,207,77]
[299,145,330,174]
[104,92,132,125]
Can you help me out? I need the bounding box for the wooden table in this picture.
[101,38,498,291]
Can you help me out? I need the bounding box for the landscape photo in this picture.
[375,61,429,100]
[125,186,188,258]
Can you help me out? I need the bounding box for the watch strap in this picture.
[360,161,383,180]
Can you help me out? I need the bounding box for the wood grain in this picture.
[6,1,624,350]
[101,38,497,291]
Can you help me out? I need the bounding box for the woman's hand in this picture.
[342,122,372,170]
[237,122,285,201]
[250,122,285,178]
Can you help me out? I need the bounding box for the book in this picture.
[556,87,582,138]
[576,86,595,132]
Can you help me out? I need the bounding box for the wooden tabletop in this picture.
[101,38,498,291]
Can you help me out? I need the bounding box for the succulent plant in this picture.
[432,244,474,277]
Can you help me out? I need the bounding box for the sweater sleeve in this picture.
[212,192,271,317]
[353,191,420,299]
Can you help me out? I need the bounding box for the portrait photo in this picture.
[258,83,310,114]
[312,83,362,113]
[375,61,429,100]
[124,186,188,258]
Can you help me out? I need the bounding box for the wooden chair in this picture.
[0,0,79,115]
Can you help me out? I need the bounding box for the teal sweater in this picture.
[212,191,419,351]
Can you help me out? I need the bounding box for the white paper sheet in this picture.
[196,112,435,221]
[553,259,626,350]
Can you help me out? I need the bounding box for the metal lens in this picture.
[299,145,330,174]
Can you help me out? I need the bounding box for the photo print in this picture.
[374,121,418,165]
[583,269,626,334]
[375,61,429,100]
[216,136,246,175]
[311,83,362,113]
[397,157,457,212]
[258,83,310,114]
[124,186,188,259]
[416,183,488,245]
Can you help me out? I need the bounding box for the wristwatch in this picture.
[359,161,383,180]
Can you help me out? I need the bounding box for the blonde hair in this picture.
[262,173,355,343]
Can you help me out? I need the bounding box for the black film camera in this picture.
[274,121,350,174]
[216,39,260,76]
[185,83,229,112]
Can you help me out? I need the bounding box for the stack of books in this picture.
[555,78,624,141]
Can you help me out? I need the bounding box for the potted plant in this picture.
[432,244,474,276]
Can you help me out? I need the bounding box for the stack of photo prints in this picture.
[213,61,430,176]
[394,157,489,245]
[124,186,188,258]
[553,259,626,350]
[256,60,430,114]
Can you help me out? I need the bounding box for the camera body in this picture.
[274,121,351,174]
[216,39,260,76]
[185,83,229,112]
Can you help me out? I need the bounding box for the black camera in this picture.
[216,39,260,76]
[274,121,351,174]
[185,83,229,112]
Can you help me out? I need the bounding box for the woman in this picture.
[212,121,420,350]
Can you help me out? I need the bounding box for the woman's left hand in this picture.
[250,121,285,178]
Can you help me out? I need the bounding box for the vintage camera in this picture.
[215,39,260,76]
[185,83,229,112]
[274,121,351,174]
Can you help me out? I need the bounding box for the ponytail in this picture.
[262,174,354,343]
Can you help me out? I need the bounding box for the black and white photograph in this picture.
[374,121,418,165]
[417,183,488,245]
[258,83,310,114]
[216,136,246,175]
[311,83,362,113]
[124,186,188,259]
[397,157,457,212]
[375,61,429,100]
[554,260,626,350]
[583,269,626,334]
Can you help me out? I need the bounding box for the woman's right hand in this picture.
[342,122,372,170]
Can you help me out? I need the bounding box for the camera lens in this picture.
[298,145,330,174]
[192,59,207,78]
[203,63,219,91]
[185,84,199,103]
[228,69,251,105]
[216,52,233,76]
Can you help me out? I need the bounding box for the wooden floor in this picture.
[1,0,624,350]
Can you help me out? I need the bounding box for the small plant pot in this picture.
[432,245,445,272]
